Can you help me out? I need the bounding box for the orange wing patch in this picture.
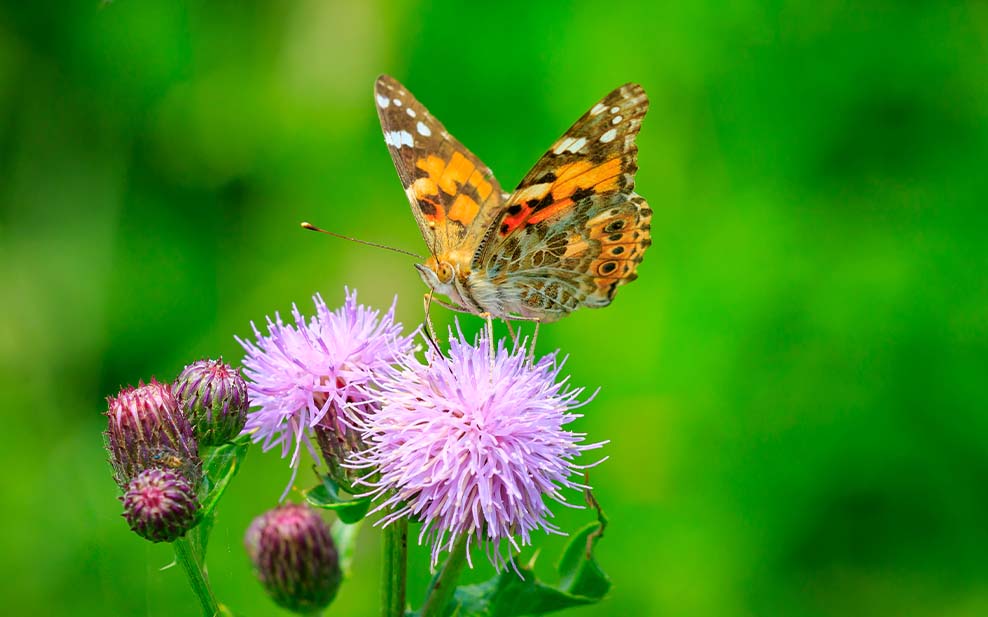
[583,194,653,307]
[448,194,479,225]
[550,158,622,200]
[498,157,624,237]
[467,169,494,202]
[410,152,490,228]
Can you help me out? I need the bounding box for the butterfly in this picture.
[375,74,651,323]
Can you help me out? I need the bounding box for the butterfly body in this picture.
[377,75,652,322]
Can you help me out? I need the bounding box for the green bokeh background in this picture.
[3,1,987,615]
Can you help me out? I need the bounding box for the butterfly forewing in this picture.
[375,75,505,256]
[473,83,652,319]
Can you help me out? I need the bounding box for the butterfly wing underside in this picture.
[474,83,652,320]
[375,75,506,256]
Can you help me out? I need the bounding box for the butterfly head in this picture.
[415,258,457,296]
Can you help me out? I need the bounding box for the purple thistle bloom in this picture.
[236,290,415,492]
[348,325,605,572]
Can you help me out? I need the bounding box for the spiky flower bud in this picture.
[313,395,368,494]
[173,358,249,447]
[121,468,199,543]
[104,379,201,490]
[245,504,341,614]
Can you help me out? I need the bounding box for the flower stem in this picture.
[174,535,222,617]
[420,534,469,617]
[381,518,408,617]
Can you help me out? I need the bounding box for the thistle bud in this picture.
[173,358,249,447]
[104,379,201,489]
[314,408,366,494]
[245,504,341,614]
[122,468,199,543]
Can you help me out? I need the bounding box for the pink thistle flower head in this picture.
[349,325,605,572]
[236,290,415,490]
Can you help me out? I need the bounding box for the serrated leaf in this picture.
[303,475,371,524]
[556,523,609,599]
[452,563,595,617]
[448,502,611,617]
[198,434,251,521]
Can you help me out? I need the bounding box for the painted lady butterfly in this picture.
[376,74,651,323]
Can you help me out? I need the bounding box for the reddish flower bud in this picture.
[173,358,249,447]
[245,504,341,613]
[122,468,199,543]
[104,379,201,490]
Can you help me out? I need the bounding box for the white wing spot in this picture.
[599,128,617,143]
[591,103,607,115]
[610,106,620,113]
[553,138,573,155]
[612,115,623,125]
[385,130,415,148]
[376,94,390,108]
[416,121,431,137]
[406,108,417,117]
[553,136,588,155]
[392,98,403,107]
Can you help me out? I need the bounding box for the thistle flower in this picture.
[236,290,415,490]
[104,379,201,490]
[349,326,604,572]
[173,358,249,446]
[245,504,341,613]
[121,468,199,543]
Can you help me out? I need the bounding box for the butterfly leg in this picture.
[478,312,496,372]
[422,291,443,352]
[503,319,518,348]
[500,314,542,363]
[529,319,541,365]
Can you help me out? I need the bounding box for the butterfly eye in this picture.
[436,262,454,283]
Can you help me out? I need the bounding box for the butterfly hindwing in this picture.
[375,75,505,255]
[473,83,651,319]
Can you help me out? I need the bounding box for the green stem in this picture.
[381,518,409,617]
[420,534,469,617]
[174,535,221,617]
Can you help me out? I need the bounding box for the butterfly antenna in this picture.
[301,222,424,259]
[425,221,441,262]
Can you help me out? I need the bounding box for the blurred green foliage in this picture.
[2,1,987,615]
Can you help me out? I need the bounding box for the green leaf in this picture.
[303,475,371,524]
[192,510,214,558]
[197,434,251,521]
[330,519,362,578]
[448,496,611,617]
[556,524,609,599]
